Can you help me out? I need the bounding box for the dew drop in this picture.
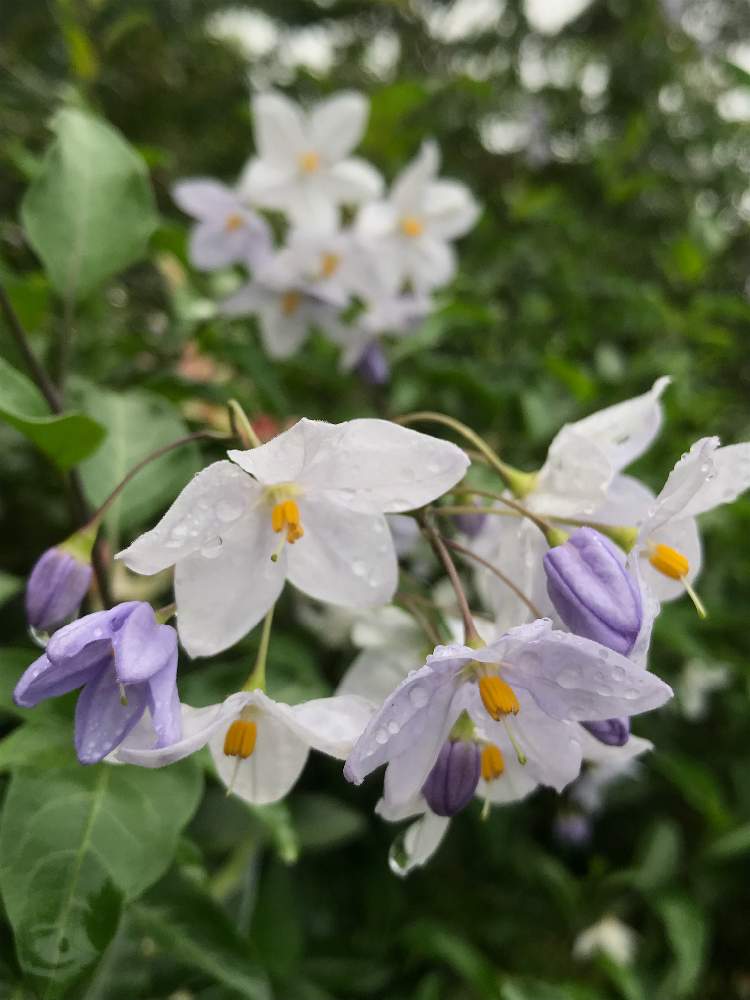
[201,537,224,559]
[352,559,367,577]
[388,720,400,735]
[409,685,429,708]
[216,499,243,523]
[375,727,389,745]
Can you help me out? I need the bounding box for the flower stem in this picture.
[228,399,262,449]
[438,535,543,619]
[243,604,275,691]
[395,411,537,498]
[451,487,566,543]
[395,593,443,646]
[417,511,480,646]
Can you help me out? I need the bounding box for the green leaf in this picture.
[0,571,22,606]
[132,872,271,1000]
[78,386,199,540]
[0,357,105,471]
[705,822,750,860]
[290,793,366,851]
[20,108,158,302]
[0,760,203,995]
[655,895,708,997]
[0,647,40,717]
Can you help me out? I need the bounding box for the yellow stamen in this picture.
[481,743,505,782]
[280,291,301,316]
[400,215,424,238]
[320,252,340,277]
[649,543,689,580]
[223,719,257,759]
[225,213,244,232]
[479,675,520,719]
[271,499,304,545]
[299,150,320,173]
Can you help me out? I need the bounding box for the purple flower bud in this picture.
[581,717,630,747]
[553,811,592,848]
[356,342,390,386]
[422,740,480,817]
[543,527,642,655]
[454,499,487,539]
[25,547,93,632]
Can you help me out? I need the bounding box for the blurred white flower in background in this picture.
[573,914,637,966]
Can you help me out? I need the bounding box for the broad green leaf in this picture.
[0,717,75,771]
[78,386,199,540]
[0,761,203,995]
[705,822,750,860]
[21,108,158,302]
[132,872,271,1000]
[0,356,105,470]
[290,793,366,851]
[655,896,708,997]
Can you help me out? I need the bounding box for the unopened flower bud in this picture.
[422,739,480,817]
[543,527,642,655]
[581,717,630,747]
[454,499,487,538]
[25,545,93,633]
[355,342,390,386]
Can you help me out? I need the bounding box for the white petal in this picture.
[116,462,260,575]
[209,700,309,805]
[172,179,237,219]
[229,418,334,484]
[640,437,719,538]
[379,805,450,876]
[252,91,307,163]
[577,726,653,765]
[286,694,374,757]
[638,515,702,602]
[569,377,671,473]
[407,237,456,291]
[237,157,297,204]
[594,473,655,527]
[391,141,440,213]
[310,91,369,160]
[175,515,286,657]
[535,426,613,517]
[322,158,383,203]
[257,302,311,359]
[116,692,251,767]
[422,180,480,239]
[286,496,398,608]
[337,647,417,704]
[296,417,470,512]
[679,442,750,517]
[220,281,269,317]
[355,201,399,239]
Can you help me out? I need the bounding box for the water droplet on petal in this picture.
[409,685,429,708]
[375,727,389,745]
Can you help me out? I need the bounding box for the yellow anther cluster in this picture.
[272,499,304,543]
[225,213,244,232]
[223,719,257,759]
[649,543,689,580]
[479,674,520,719]
[481,743,505,781]
[299,150,320,173]
[320,252,340,277]
[280,291,302,316]
[400,215,424,238]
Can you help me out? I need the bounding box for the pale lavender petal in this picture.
[172,179,238,220]
[114,603,177,683]
[146,651,181,748]
[46,603,139,664]
[25,547,92,632]
[75,665,148,765]
[14,652,100,708]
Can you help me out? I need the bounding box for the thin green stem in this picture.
[439,535,543,619]
[243,604,275,691]
[228,399,262,449]
[417,511,480,646]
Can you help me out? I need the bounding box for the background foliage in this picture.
[1,0,750,997]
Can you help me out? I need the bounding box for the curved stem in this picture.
[452,487,557,538]
[228,399,262,449]
[243,604,275,691]
[417,511,480,646]
[395,593,442,646]
[439,535,542,619]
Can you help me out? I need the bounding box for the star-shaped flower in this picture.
[117,418,469,657]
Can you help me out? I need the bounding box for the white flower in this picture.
[344,620,672,808]
[571,725,653,815]
[676,658,730,720]
[117,417,469,657]
[117,689,372,805]
[472,377,671,629]
[573,915,637,966]
[331,292,432,371]
[172,179,273,271]
[258,226,372,304]
[239,91,382,231]
[595,435,750,604]
[356,141,479,293]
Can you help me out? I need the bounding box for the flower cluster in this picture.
[174,90,479,378]
[14,383,750,875]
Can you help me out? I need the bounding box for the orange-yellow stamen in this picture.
[299,150,320,173]
[649,543,689,580]
[479,675,520,719]
[223,719,257,759]
[225,213,244,232]
[481,743,505,781]
[320,252,340,277]
[400,215,424,238]
[280,291,301,316]
[271,499,304,544]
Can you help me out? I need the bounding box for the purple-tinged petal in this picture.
[46,603,139,665]
[146,649,181,748]
[355,341,390,386]
[114,603,177,684]
[13,652,100,708]
[171,179,239,220]
[25,547,93,632]
[75,666,148,765]
[581,717,630,747]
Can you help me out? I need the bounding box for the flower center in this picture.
[479,674,520,719]
[400,215,424,238]
[271,498,304,544]
[225,213,244,232]
[320,252,340,277]
[481,743,505,781]
[280,290,302,316]
[299,150,320,173]
[223,719,257,758]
